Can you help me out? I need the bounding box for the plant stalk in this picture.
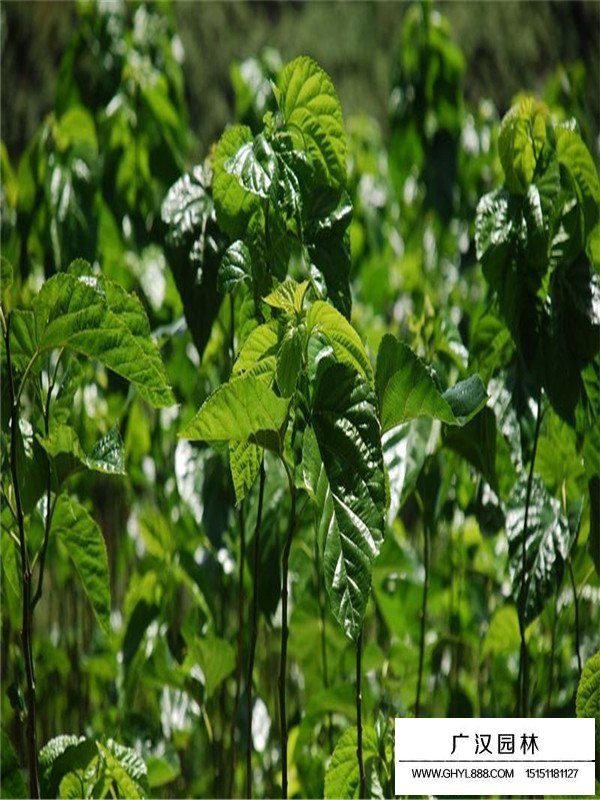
[356,627,366,799]
[5,315,41,798]
[228,504,246,798]
[517,389,543,717]
[278,461,296,800]
[415,520,430,718]
[246,462,266,799]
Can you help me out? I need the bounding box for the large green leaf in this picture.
[307,300,372,383]
[311,362,385,641]
[506,476,575,625]
[324,725,379,800]
[277,56,346,190]
[376,335,487,433]
[23,271,173,407]
[184,633,236,698]
[52,494,111,633]
[233,321,278,381]
[180,374,289,453]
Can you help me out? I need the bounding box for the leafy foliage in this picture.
[1,5,598,800]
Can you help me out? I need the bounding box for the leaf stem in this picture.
[228,503,246,798]
[415,518,430,718]
[517,389,543,717]
[279,459,296,800]
[246,461,266,799]
[356,627,366,799]
[4,314,40,798]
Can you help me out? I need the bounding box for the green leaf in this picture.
[311,362,385,641]
[97,741,145,800]
[498,97,548,195]
[305,194,353,318]
[28,272,174,407]
[376,335,487,433]
[180,374,289,453]
[576,650,600,778]
[225,133,277,199]
[277,56,347,189]
[146,746,180,789]
[556,126,600,239]
[184,633,236,698]
[263,279,309,315]
[161,165,213,247]
[229,441,262,505]
[383,418,434,523]
[39,735,97,800]
[161,164,223,360]
[233,321,278,381]
[218,240,252,294]
[0,731,26,799]
[506,476,575,625]
[442,374,489,424]
[324,725,379,800]
[52,494,111,633]
[482,606,521,658]
[38,424,125,484]
[213,125,260,239]
[276,325,303,397]
[307,300,372,383]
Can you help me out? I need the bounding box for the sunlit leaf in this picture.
[180,374,289,453]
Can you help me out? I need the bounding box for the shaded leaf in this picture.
[376,335,486,433]
[218,240,252,293]
[311,362,385,641]
[184,633,236,699]
[52,494,111,633]
[506,476,575,624]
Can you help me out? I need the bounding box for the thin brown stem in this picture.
[5,314,40,798]
[278,460,296,800]
[356,628,366,799]
[228,504,246,798]
[246,462,266,799]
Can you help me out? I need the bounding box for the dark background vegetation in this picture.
[2,0,599,164]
